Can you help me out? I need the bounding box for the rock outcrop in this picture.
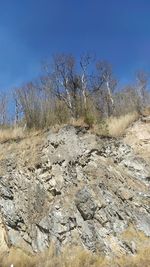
[0,124,150,256]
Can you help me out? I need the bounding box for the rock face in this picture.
[0,125,150,256]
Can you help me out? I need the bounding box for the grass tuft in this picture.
[107,112,139,137]
[0,127,25,143]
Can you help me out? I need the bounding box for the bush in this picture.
[84,109,95,128]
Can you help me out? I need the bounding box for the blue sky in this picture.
[0,0,150,90]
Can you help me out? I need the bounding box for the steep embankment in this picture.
[0,119,150,258]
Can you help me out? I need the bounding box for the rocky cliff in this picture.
[0,120,150,257]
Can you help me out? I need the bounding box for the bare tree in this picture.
[80,53,94,111]
[13,90,22,126]
[14,52,144,129]
[0,92,8,125]
[136,70,149,108]
[92,61,117,117]
[51,54,81,119]
[113,86,140,116]
[15,82,44,128]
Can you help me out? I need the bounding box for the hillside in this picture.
[0,117,150,266]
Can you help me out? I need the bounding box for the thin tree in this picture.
[51,54,81,119]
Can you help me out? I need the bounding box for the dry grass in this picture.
[107,112,139,137]
[0,127,25,143]
[0,246,105,267]
[0,248,34,267]
[0,245,150,267]
[79,112,139,137]
[114,247,150,267]
[71,117,87,127]
[141,106,150,116]
[0,126,44,144]
[0,112,139,144]
[0,127,44,174]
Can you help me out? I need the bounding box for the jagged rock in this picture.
[135,211,150,236]
[0,125,149,257]
[75,187,97,220]
[99,140,150,181]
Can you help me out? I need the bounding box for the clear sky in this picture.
[0,0,150,90]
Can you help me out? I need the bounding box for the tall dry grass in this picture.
[0,248,34,267]
[0,127,25,143]
[0,111,139,144]
[0,245,150,267]
[107,112,139,137]
[0,126,43,144]
[91,112,139,137]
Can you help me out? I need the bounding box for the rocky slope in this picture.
[0,120,150,257]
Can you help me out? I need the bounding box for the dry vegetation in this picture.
[107,112,139,137]
[0,127,25,143]
[141,106,150,116]
[9,54,150,131]
[0,53,149,137]
[0,245,150,267]
[0,111,140,145]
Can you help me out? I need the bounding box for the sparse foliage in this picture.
[0,53,148,133]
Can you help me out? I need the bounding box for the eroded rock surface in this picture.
[0,124,150,256]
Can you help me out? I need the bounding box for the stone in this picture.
[117,187,133,201]
[75,187,97,220]
[0,125,149,257]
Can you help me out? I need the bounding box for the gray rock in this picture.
[0,125,149,257]
[75,187,97,220]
